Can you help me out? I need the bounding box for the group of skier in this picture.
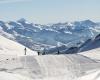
[24,47,60,55]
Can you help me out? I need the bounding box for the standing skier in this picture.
[24,47,27,55]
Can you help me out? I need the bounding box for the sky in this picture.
[0,0,100,24]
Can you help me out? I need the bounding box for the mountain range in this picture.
[0,19,100,52]
[0,19,100,80]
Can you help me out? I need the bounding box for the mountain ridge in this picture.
[0,19,100,52]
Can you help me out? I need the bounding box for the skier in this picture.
[42,51,46,55]
[38,52,40,55]
[24,47,27,55]
[42,48,46,55]
[57,50,60,54]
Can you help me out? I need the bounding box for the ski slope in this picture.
[0,72,33,80]
[78,69,100,80]
[79,48,100,61]
[0,54,100,80]
[78,47,100,80]
[0,35,37,56]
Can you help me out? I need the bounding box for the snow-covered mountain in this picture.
[59,33,100,54]
[0,19,100,52]
[79,33,100,52]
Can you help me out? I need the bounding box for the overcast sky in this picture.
[0,0,100,24]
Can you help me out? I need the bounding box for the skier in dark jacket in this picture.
[24,47,27,55]
[38,52,40,55]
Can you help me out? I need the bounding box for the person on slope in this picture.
[24,47,27,55]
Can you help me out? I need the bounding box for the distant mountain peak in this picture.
[17,18,27,23]
[83,19,93,22]
[81,20,96,25]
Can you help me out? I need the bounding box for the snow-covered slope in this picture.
[78,69,100,80]
[0,72,33,80]
[0,35,37,56]
[0,54,99,80]
[79,48,100,61]
[78,34,100,61]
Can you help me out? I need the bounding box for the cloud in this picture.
[0,0,31,4]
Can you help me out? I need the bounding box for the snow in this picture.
[79,48,100,61]
[64,31,72,34]
[77,48,100,80]
[0,35,37,56]
[0,72,33,80]
[0,35,100,80]
[0,53,100,80]
[78,69,100,80]
[0,29,15,39]
[5,22,14,30]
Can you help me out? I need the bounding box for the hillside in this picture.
[79,34,100,52]
[78,34,100,61]
[79,48,100,61]
[0,35,37,56]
